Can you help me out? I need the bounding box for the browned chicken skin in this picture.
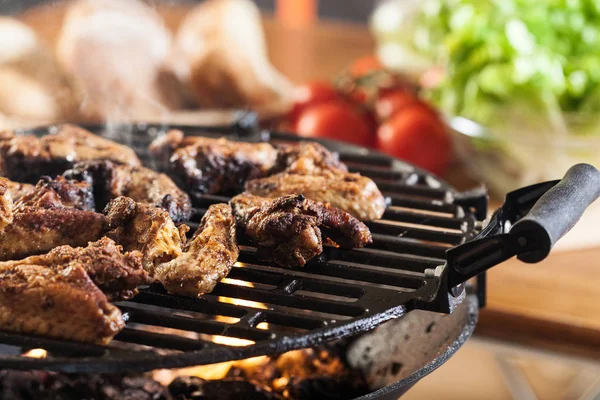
[0,261,123,344]
[245,171,386,221]
[0,238,151,301]
[149,130,278,195]
[0,176,107,261]
[0,179,13,230]
[2,180,34,204]
[0,124,141,183]
[16,176,95,211]
[271,142,348,175]
[105,196,239,297]
[63,160,192,222]
[154,203,239,297]
[231,193,371,268]
[104,196,186,274]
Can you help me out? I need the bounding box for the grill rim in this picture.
[0,121,483,372]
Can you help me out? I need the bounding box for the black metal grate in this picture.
[0,121,484,372]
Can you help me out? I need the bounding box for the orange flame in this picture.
[23,348,47,358]
[154,275,271,384]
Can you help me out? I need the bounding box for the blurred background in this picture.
[1,0,600,399]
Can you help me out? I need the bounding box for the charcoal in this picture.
[169,376,283,400]
[0,371,170,400]
[286,376,369,400]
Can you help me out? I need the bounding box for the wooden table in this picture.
[18,2,600,359]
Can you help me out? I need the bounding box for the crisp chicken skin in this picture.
[149,130,278,195]
[0,179,13,230]
[64,159,192,222]
[105,197,238,298]
[231,193,372,268]
[0,261,123,344]
[271,141,348,175]
[16,175,95,211]
[0,124,141,183]
[154,203,238,297]
[1,238,151,301]
[245,172,386,221]
[0,176,107,261]
[104,196,186,274]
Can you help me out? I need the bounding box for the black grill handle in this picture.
[446,164,600,289]
[512,163,600,262]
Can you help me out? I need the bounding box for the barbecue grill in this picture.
[1,114,598,397]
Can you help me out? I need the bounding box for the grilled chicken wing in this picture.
[149,130,278,195]
[63,160,192,222]
[0,261,123,344]
[105,197,238,297]
[0,124,141,183]
[0,179,12,230]
[16,176,95,211]
[0,207,107,261]
[1,237,151,301]
[271,141,348,175]
[154,203,238,297]
[104,196,186,274]
[245,172,386,221]
[0,176,107,261]
[231,193,371,268]
[2,180,34,204]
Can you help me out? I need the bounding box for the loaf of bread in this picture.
[0,17,80,125]
[56,0,188,121]
[171,0,293,109]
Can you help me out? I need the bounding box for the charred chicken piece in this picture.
[149,130,278,195]
[231,193,371,268]
[63,159,192,222]
[0,124,141,183]
[0,207,107,261]
[154,203,238,297]
[1,179,34,204]
[16,175,95,211]
[0,261,123,344]
[271,141,348,175]
[0,179,13,230]
[0,176,107,261]
[245,172,386,221]
[105,197,239,297]
[0,237,151,301]
[104,196,186,274]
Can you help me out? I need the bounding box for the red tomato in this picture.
[374,89,419,121]
[349,55,384,77]
[288,81,340,123]
[376,104,451,175]
[294,101,375,148]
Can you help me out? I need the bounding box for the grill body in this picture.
[0,120,486,372]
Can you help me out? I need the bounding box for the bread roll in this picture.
[172,0,293,109]
[56,0,187,121]
[0,17,80,124]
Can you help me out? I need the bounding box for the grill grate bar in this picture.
[226,267,364,299]
[210,283,366,317]
[115,328,212,351]
[380,208,470,230]
[129,289,248,319]
[378,183,450,200]
[119,306,270,341]
[366,221,465,244]
[368,234,449,258]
